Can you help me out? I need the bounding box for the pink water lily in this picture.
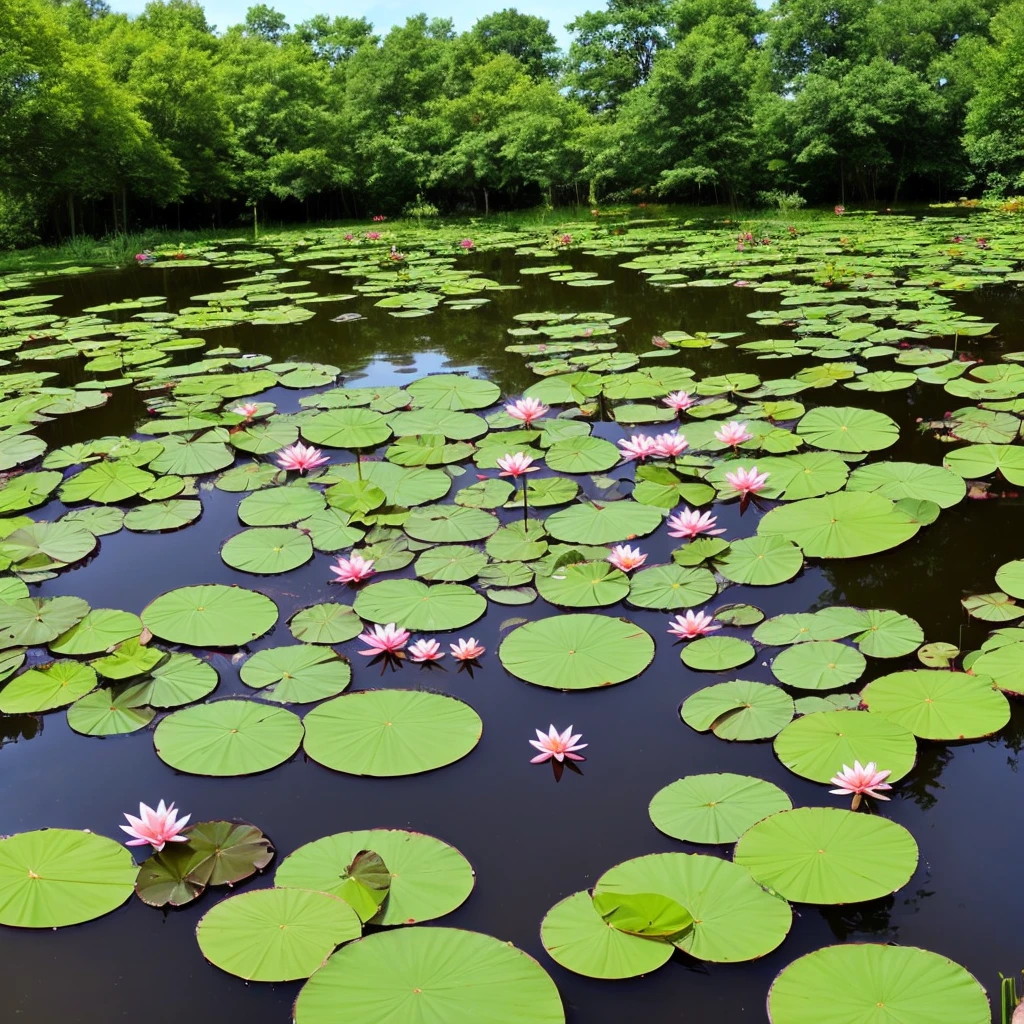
[663,391,696,412]
[232,402,260,419]
[357,622,410,656]
[559,233,572,245]
[497,452,538,478]
[530,724,587,763]
[653,432,689,458]
[506,397,549,426]
[607,544,647,572]
[667,610,720,639]
[365,231,382,240]
[724,465,770,498]
[275,441,330,473]
[617,434,659,462]
[120,800,190,851]
[667,508,726,539]
[329,553,375,585]
[715,421,753,447]
[450,637,485,661]
[830,761,892,810]
[408,638,444,662]
[460,238,475,249]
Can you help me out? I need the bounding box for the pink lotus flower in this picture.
[617,434,659,462]
[460,238,474,249]
[529,724,587,763]
[120,800,190,851]
[663,391,696,412]
[329,553,375,584]
[357,622,410,656]
[834,205,846,216]
[829,761,892,810]
[450,637,485,661]
[366,231,382,240]
[653,432,689,458]
[607,544,647,572]
[344,233,354,241]
[275,441,330,473]
[506,397,549,426]
[560,233,572,245]
[724,465,770,497]
[232,403,260,419]
[408,638,444,662]
[497,452,538,478]
[372,215,387,222]
[667,610,720,640]
[715,421,753,446]
[667,508,726,539]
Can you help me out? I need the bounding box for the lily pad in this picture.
[354,580,485,631]
[681,679,795,740]
[0,660,97,713]
[770,641,865,691]
[0,595,90,647]
[717,536,803,587]
[406,374,501,410]
[303,689,482,776]
[404,505,498,543]
[49,608,143,655]
[649,774,793,844]
[681,636,755,672]
[240,645,351,703]
[797,407,899,452]
[289,603,363,644]
[121,653,218,708]
[627,564,718,610]
[197,887,361,981]
[67,687,156,735]
[221,527,313,574]
[734,807,918,904]
[238,485,326,526]
[536,561,630,607]
[142,585,278,647]
[499,614,655,689]
[154,699,303,775]
[545,501,663,544]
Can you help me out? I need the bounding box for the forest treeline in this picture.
[3,0,1024,244]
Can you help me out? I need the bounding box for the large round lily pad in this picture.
[142,585,278,647]
[0,829,137,927]
[540,890,674,979]
[535,561,630,607]
[626,564,717,610]
[403,505,498,543]
[49,609,143,656]
[797,407,899,452]
[595,852,791,962]
[197,887,361,981]
[0,660,98,714]
[860,669,1010,740]
[221,527,313,574]
[154,699,303,775]
[770,641,866,691]
[289,603,363,644]
[545,501,663,544]
[294,927,564,1024]
[499,614,655,689]
[733,807,918,904]
[773,709,917,783]
[0,596,90,647]
[240,645,351,703]
[681,636,755,672]
[767,944,990,1024]
[276,828,474,926]
[406,374,501,410]
[353,580,485,631]
[649,774,793,844]
[717,535,803,586]
[302,690,482,776]
[681,679,795,741]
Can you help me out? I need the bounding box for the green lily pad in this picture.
[758,492,921,558]
[591,890,692,937]
[92,637,165,680]
[536,561,630,607]
[197,887,361,981]
[294,928,564,1024]
[996,560,1024,600]
[121,653,218,708]
[289,603,363,644]
[540,890,674,979]
[861,669,1010,740]
[49,608,143,655]
[388,408,487,440]
[0,660,97,713]
[276,828,474,926]
[499,614,655,689]
[717,536,803,586]
[962,591,1023,622]
[846,461,966,508]
[767,944,990,1024]
[354,580,485,631]
[59,461,156,504]
[67,687,156,735]
[404,505,498,543]
[0,595,90,647]
[545,501,663,544]
[770,641,865,691]
[454,479,514,508]
[154,699,303,775]
[221,527,313,574]
[797,407,899,452]
[238,485,326,526]
[303,689,482,776]
[773,710,917,783]
[544,436,620,473]
[595,852,791,962]
[414,545,488,582]
[0,521,96,567]
[485,521,549,561]
[733,807,918,904]
[302,408,392,449]
[0,829,136,927]
[649,774,793,844]
[142,585,278,647]
[627,564,718,610]
[406,374,501,410]
[240,645,351,703]
[148,432,234,475]
[681,680,795,740]
[123,499,202,532]
[681,636,755,672]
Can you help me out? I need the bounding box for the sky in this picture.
[113,0,586,46]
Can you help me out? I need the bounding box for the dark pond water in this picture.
[2,247,1023,1022]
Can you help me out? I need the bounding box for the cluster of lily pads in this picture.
[2,209,1023,1022]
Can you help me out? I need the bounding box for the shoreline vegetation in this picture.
[3,0,1024,251]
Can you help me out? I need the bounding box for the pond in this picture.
[0,213,1022,1023]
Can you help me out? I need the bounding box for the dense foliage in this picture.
[3,0,1024,242]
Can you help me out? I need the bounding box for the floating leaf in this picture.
[770,641,865,691]
[67,687,155,735]
[289,603,363,644]
[221,527,313,574]
[681,679,795,740]
[353,579,485,631]
[591,891,693,937]
[0,595,90,646]
[716,535,803,586]
[681,636,755,672]
[142,585,277,647]
[546,501,663,544]
[49,608,143,655]
[240,645,351,703]
[627,564,717,610]
[0,659,97,713]
[536,561,630,607]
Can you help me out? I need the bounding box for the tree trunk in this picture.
[483,188,490,216]
[112,193,118,234]
[122,187,127,233]
[67,193,76,241]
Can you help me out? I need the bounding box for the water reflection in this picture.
[0,714,42,749]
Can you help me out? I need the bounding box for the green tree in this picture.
[471,8,560,79]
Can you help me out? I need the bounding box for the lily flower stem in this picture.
[851,793,863,811]
[523,485,529,524]
[356,452,362,480]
